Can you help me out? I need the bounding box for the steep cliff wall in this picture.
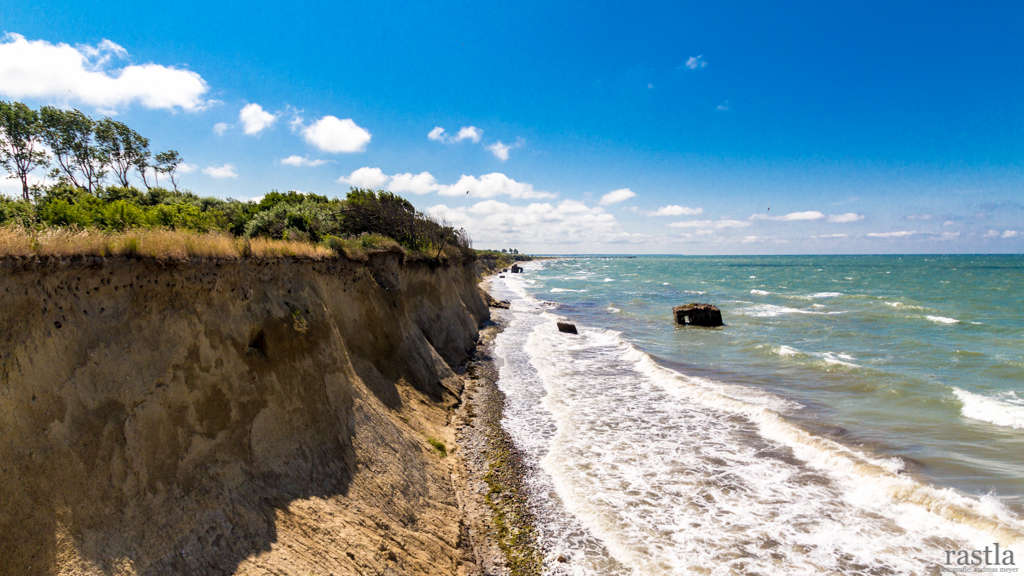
[0,254,488,575]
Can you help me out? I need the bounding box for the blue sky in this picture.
[2,0,1023,253]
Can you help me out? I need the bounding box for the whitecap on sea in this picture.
[953,388,1024,430]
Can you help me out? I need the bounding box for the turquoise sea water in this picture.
[488,255,1024,575]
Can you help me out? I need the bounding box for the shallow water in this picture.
[488,255,1024,575]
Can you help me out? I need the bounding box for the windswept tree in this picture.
[96,118,150,188]
[154,150,183,191]
[40,106,107,192]
[0,101,49,200]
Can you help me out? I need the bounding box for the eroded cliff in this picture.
[0,253,488,575]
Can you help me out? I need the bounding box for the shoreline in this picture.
[465,259,1024,573]
[453,280,544,576]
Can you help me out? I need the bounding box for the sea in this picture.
[486,255,1024,575]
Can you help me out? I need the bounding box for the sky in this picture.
[1,0,1023,254]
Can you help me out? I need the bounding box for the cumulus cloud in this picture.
[826,212,864,223]
[455,126,483,143]
[281,155,329,167]
[487,141,512,161]
[750,211,825,222]
[867,231,915,238]
[238,103,277,135]
[486,139,525,161]
[669,219,751,232]
[428,125,483,143]
[335,168,554,199]
[685,55,707,69]
[1002,230,1020,239]
[337,167,388,188]
[389,172,442,195]
[177,163,198,174]
[440,173,556,199]
[599,188,636,206]
[302,116,371,153]
[427,199,632,247]
[213,122,231,136]
[716,101,729,111]
[649,205,702,216]
[0,33,210,112]
[203,164,237,179]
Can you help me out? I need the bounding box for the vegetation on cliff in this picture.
[0,101,472,261]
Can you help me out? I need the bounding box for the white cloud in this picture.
[826,212,864,223]
[984,230,1000,238]
[302,115,371,153]
[177,163,198,174]
[1002,230,1020,239]
[212,122,230,136]
[428,199,630,247]
[599,188,636,206]
[669,219,751,231]
[0,33,210,112]
[943,220,956,226]
[238,103,277,135]
[487,142,512,161]
[428,125,483,143]
[907,214,937,220]
[867,231,915,238]
[337,167,388,189]
[649,205,702,216]
[439,173,556,199]
[717,101,729,111]
[488,138,526,161]
[281,155,329,167]
[203,164,237,179]
[750,210,826,222]
[818,234,849,238]
[456,126,483,143]
[389,172,442,195]
[685,55,707,69]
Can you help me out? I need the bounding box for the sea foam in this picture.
[514,316,1024,575]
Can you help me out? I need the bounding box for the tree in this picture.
[154,150,183,191]
[40,106,106,192]
[0,101,49,200]
[95,118,150,188]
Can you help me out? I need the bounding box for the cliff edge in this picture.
[0,253,488,575]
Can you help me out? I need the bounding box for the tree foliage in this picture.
[0,101,48,200]
[0,101,475,261]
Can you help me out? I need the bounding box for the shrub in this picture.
[427,437,447,457]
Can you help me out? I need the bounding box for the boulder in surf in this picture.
[557,322,578,334]
[673,303,723,327]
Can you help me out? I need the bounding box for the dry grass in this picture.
[0,226,335,260]
[323,233,406,261]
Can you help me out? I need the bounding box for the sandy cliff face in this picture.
[0,254,488,576]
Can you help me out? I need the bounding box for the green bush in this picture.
[0,195,36,226]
